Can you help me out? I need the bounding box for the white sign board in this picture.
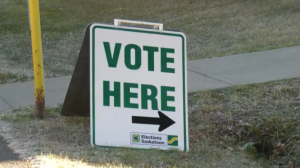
[90,23,188,151]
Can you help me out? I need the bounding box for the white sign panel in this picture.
[90,23,188,151]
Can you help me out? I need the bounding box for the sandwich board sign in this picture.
[89,20,188,151]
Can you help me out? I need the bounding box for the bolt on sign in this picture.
[90,22,188,151]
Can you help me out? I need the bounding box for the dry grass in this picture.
[1,78,300,167]
[0,160,32,168]
[29,154,114,168]
[1,0,300,81]
[0,107,268,167]
[189,78,300,167]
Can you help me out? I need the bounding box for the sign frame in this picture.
[89,23,189,151]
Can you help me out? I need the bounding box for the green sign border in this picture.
[91,24,188,151]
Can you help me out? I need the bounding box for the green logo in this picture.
[168,135,178,146]
[132,134,140,143]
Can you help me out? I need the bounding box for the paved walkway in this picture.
[188,46,300,92]
[1,46,300,111]
[0,136,20,162]
[0,46,300,162]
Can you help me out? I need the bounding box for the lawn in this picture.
[1,0,300,82]
[1,78,299,168]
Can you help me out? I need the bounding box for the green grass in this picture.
[1,0,300,81]
[2,78,300,167]
[0,72,29,84]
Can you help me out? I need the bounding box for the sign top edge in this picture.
[89,22,186,38]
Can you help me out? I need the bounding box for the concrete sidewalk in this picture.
[0,46,300,111]
[188,46,300,92]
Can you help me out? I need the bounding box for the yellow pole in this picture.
[28,0,45,118]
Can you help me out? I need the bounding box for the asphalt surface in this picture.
[0,135,19,162]
[0,131,32,167]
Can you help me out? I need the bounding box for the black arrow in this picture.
[132,111,175,132]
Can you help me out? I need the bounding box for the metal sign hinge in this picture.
[114,19,163,30]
